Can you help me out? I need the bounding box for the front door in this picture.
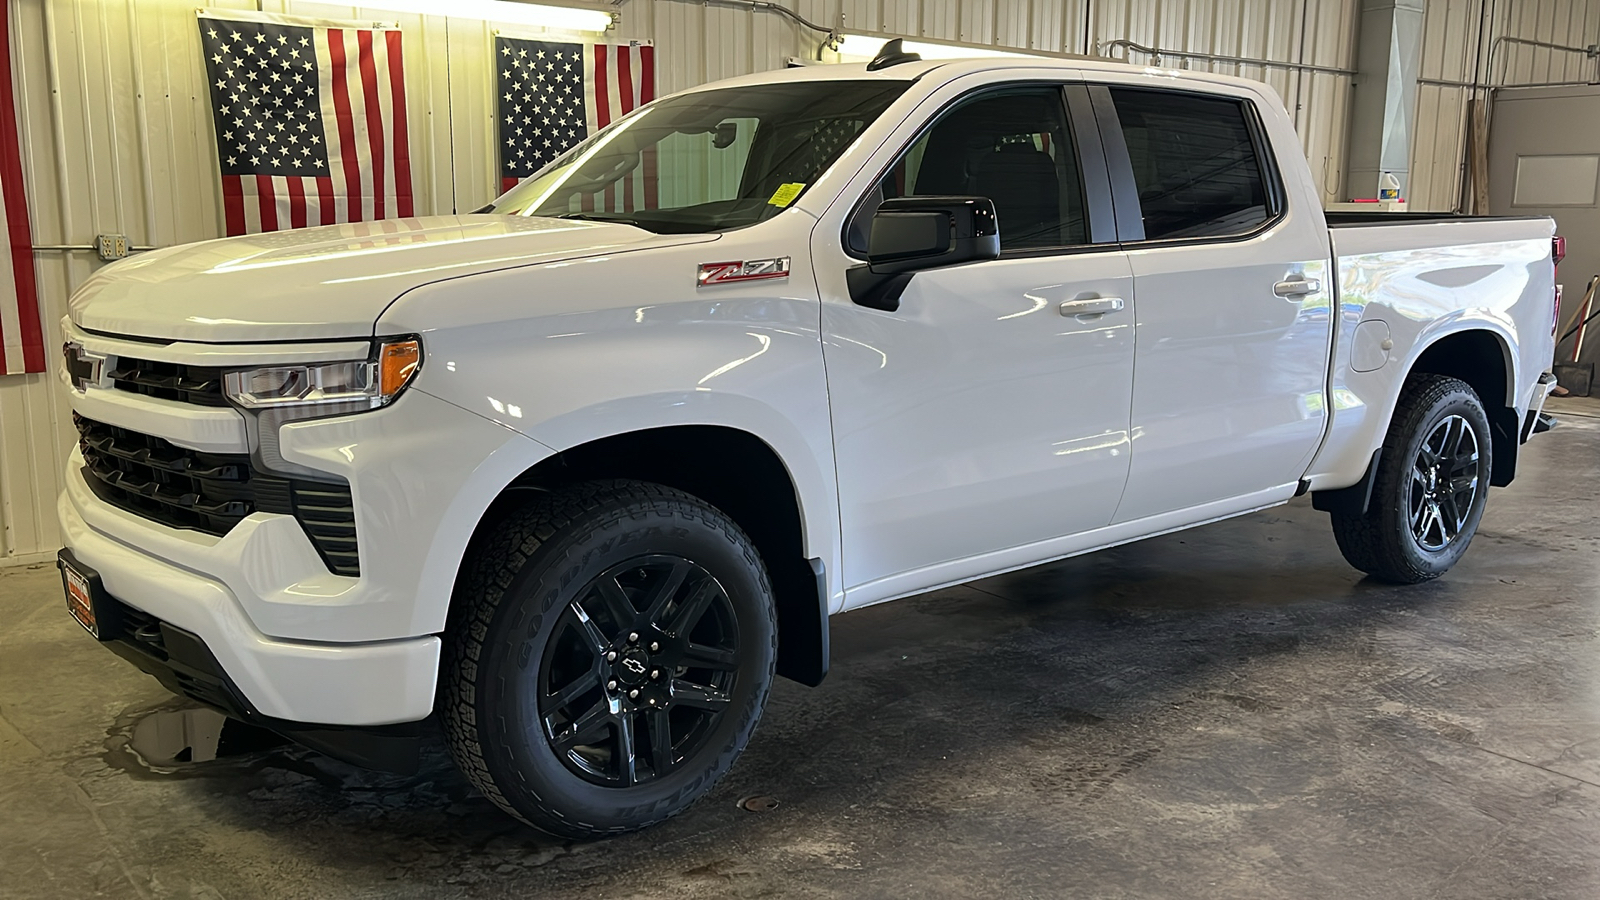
[819,84,1137,598]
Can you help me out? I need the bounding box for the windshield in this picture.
[483,80,909,234]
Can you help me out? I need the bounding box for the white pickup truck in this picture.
[57,45,1559,837]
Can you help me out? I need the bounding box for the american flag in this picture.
[496,36,656,210]
[1,0,43,375]
[199,11,413,236]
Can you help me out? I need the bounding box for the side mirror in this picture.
[850,196,1000,311]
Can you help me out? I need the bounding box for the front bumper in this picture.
[57,383,552,728]
[59,387,536,643]
[58,491,440,726]
[60,549,423,771]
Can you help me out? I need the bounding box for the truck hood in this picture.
[69,215,718,342]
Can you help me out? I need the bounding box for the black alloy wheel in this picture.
[442,480,777,838]
[540,556,741,787]
[1406,414,1482,552]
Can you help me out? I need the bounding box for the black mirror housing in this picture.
[868,196,999,272]
[850,196,1001,311]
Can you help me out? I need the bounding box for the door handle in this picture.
[1273,278,1321,298]
[1058,297,1125,317]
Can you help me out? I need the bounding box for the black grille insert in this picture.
[75,414,360,576]
[77,414,253,534]
[108,357,229,407]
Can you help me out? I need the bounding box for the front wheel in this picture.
[1330,374,1493,584]
[442,480,777,838]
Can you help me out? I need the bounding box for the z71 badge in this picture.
[697,257,791,287]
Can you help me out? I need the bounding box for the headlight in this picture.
[224,338,421,410]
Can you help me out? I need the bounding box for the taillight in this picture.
[1553,235,1567,268]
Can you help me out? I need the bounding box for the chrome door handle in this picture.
[1058,297,1125,317]
[1273,278,1321,298]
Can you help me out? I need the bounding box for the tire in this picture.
[442,479,777,838]
[1330,374,1493,584]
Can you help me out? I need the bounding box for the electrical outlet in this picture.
[95,234,129,261]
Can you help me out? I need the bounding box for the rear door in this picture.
[816,81,1136,599]
[1088,82,1335,523]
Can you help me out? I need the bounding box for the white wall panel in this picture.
[0,0,1562,562]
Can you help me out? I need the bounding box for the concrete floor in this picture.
[3,398,1598,900]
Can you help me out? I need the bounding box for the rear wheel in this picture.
[442,480,776,838]
[1330,374,1493,584]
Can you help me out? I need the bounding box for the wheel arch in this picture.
[1403,327,1521,486]
[453,424,831,687]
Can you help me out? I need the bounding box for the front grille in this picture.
[108,357,229,407]
[77,414,253,534]
[75,414,360,576]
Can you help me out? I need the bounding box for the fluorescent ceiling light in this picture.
[354,0,614,32]
[833,34,1046,63]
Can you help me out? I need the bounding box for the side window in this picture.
[876,87,1087,251]
[1108,88,1275,240]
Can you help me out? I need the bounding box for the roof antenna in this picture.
[867,38,922,71]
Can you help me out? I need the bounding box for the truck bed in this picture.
[1304,213,1558,490]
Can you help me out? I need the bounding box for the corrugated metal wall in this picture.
[1411,0,1600,212]
[1,0,1594,564]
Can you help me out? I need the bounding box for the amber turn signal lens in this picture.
[379,340,421,397]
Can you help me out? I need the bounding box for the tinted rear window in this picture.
[1110,88,1274,240]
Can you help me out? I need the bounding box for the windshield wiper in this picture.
[547,213,637,223]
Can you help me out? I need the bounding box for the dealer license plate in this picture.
[62,559,99,637]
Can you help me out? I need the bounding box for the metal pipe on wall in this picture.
[655,0,838,45]
[1487,34,1599,86]
[1097,38,1357,77]
[1428,35,1600,90]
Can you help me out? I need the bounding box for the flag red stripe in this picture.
[641,146,658,211]
[639,45,658,211]
[617,45,635,212]
[327,29,363,222]
[386,30,413,217]
[357,30,386,221]
[256,175,279,232]
[287,178,308,229]
[222,175,246,236]
[593,44,611,129]
[594,45,615,212]
[617,47,636,115]
[0,0,45,373]
[502,176,519,193]
[316,176,336,225]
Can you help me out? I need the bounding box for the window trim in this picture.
[1091,84,1288,250]
[841,81,1119,262]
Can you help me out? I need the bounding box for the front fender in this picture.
[376,232,843,612]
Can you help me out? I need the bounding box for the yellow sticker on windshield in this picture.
[768,183,805,207]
